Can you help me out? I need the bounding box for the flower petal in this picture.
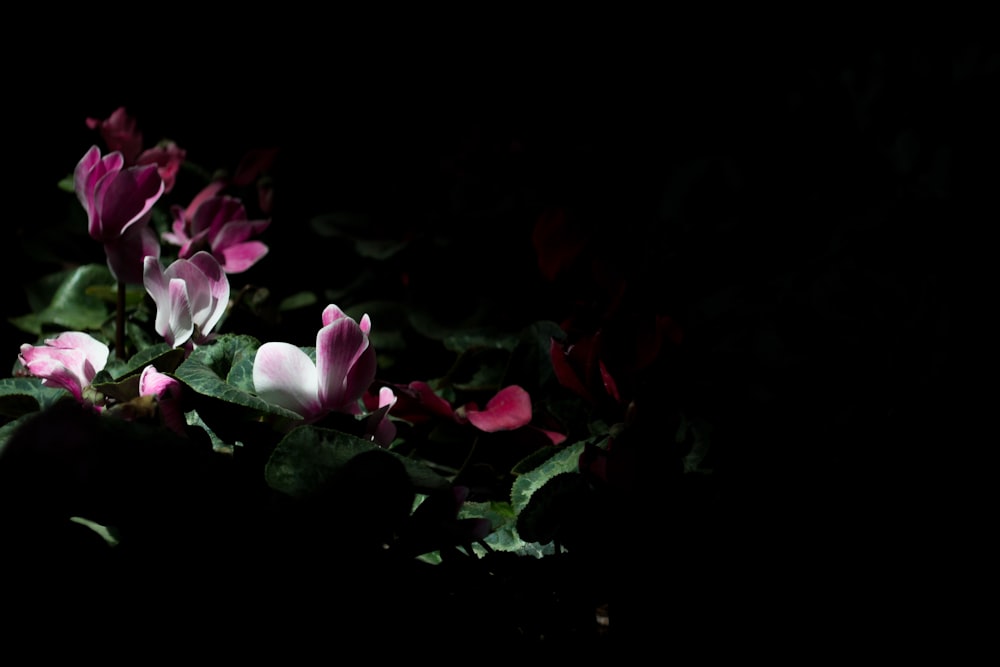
[187,251,229,337]
[217,240,269,273]
[253,342,322,419]
[104,218,160,284]
[465,385,532,432]
[316,316,375,412]
[94,163,164,238]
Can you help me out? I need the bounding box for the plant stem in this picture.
[116,282,126,360]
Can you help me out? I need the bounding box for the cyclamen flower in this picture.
[74,145,164,284]
[365,386,398,447]
[163,191,270,274]
[143,252,230,349]
[86,106,186,192]
[17,332,110,405]
[138,364,186,436]
[253,304,377,422]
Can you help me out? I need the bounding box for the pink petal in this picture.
[19,345,88,402]
[94,163,164,238]
[321,303,349,327]
[104,220,160,285]
[187,251,230,336]
[163,278,195,348]
[549,338,596,404]
[139,365,186,435]
[370,386,398,447]
[182,181,227,223]
[17,332,108,403]
[465,385,532,432]
[316,316,374,412]
[211,218,270,249]
[192,195,246,238]
[217,240,269,273]
[598,359,621,403]
[253,342,322,419]
[47,331,110,373]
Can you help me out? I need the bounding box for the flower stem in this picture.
[116,282,126,360]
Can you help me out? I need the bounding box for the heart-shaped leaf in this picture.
[266,425,450,498]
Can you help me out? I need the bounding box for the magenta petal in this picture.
[408,381,456,420]
[187,251,229,336]
[465,385,532,432]
[94,164,164,238]
[163,279,194,348]
[217,240,269,273]
[316,317,374,411]
[253,342,322,419]
[105,220,160,284]
[18,345,88,401]
[212,218,271,249]
[139,364,179,398]
[322,303,349,327]
[192,195,246,237]
[182,181,227,222]
[18,332,109,402]
[550,338,596,404]
[139,365,186,435]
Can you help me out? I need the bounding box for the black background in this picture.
[5,23,995,651]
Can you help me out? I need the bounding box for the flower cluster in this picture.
[3,104,691,639]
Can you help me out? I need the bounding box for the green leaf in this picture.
[0,377,70,420]
[515,471,591,546]
[510,440,586,515]
[510,445,563,475]
[175,334,274,408]
[442,329,519,354]
[125,345,186,376]
[0,413,39,455]
[265,425,450,497]
[278,291,318,312]
[90,346,186,404]
[37,264,116,332]
[174,334,302,442]
[459,501,553,558]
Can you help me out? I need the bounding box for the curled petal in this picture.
[144,257,191,348]
[104,218,160,284]
[465,385,532,432]
[74,147,125,238]
[86,106,143,163]
[368,386,398,447]
[316,316,375,412]
[187,251,229,338]
[212,218,270,249]
[191,195,247,238]
[253,342,323,419]
[93,163,164,238]
[321,303,349,327]
[17,332,109,403]
[139,365,186,435]
[217,240,269,273]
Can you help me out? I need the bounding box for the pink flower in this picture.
[143,252,230,349]
[86,107,186,192]
[363,386,398,447]
[163,192,270,273]
[138,364,186,435]
[17,332,109,405]
[74,145,164,284]
[86,107,143,163]
[252,304,377,422]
